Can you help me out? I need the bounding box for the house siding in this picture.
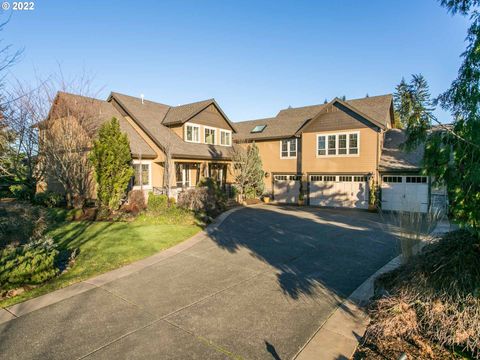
[301,127,378,176]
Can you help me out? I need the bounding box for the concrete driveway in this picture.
[0,205,399,360]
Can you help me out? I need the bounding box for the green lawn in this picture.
[0,211,201,307]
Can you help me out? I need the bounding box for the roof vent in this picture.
[140,94,144,104]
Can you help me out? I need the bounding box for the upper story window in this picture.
[132,161,151,188]
[317,132,360,157]
[205,127,216,145]
[220,129,232,146]
[280,138,297,158]
[185,123,200,143]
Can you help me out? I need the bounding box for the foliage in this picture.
[1,211,200,306]
[90,118,134,213]
[0,237,60,291]
[34,191,64,208]
[9,184,30,200]
[121,190,146,215]
[393,75,434,151]
[395,73,480,233]
[369,178,377,206]
[0,202,48,248]
[231,142,265,200]
[147,194,169,212]
[366,230,480,357]
[178,178,226,219]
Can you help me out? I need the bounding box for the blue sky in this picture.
[3,0,470,122]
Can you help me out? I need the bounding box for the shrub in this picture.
[122,190,146,215]
[366,230,480,357]
[34,191,64,208]
[178,179,226,218]
[147,194,169,213]
[89,117,134,213]
[0,237,60,290]
[0,203,48,248]
[9,184,30,201]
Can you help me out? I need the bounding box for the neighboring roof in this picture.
[43,92,156,158]
[109,92,233,160]
[379,129,424,172]
[234,94,393,141]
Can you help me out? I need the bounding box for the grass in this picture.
[0,208,201,307]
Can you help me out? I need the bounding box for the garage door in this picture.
[381,175,429,213]
[309,175,368,209]
[273,175,301,203]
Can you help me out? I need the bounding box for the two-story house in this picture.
[234,95,439,212]
[40,91,237,198]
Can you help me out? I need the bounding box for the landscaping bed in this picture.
[0,200,201,308]
[354,230,480,359]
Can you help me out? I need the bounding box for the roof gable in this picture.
[44,92,156,158]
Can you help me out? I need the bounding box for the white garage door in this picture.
[381,175,429,213]
[273,175,301,203]
[309,175,368,209]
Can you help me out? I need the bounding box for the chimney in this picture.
[140,94,144,104]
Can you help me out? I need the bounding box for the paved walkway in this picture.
[0,205,399,359]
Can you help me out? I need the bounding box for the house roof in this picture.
[233,94,393,141]
[109,92,233,160]
[379,129,424,172]
[43,92,157,158]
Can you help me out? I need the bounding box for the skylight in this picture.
[251,125,267,133]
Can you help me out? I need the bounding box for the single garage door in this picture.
[381,175,429,213]
[309,175,369,209]
[273,175,301,203]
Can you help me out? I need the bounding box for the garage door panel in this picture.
[309,175,368,209]
[381,176,429,213]
[273,175,300,204]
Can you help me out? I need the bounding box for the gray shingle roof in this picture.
[233,94,393,141]
[110,93,233,160]
[47,92,156,158]
[162,99,214,125]
[379,129,424,172]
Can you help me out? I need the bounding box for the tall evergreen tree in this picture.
[90,118,134,212]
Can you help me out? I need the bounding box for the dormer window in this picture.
[251,125,266,133]
[185,123,200,143]
[205,127,216,144]
[220,129,232,146]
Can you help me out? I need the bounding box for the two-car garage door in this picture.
[309,175,369,209]
[273,174,369,209]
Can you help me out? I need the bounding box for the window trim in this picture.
[316,131,360,158]
[184,122,200,143]
[280,138,298,159]
[204,126,217,145]
[132,160,152,190]
[219,129,232,146]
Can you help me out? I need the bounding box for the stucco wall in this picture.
[301,127,379,176]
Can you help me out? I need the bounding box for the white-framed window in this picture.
[132,160,152,189]
[185,123,200,143]
[220,129,232,146]
[204,127,216,145]
[175,163,191,188]
[280,138,297,158]
[316,131,360,157]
